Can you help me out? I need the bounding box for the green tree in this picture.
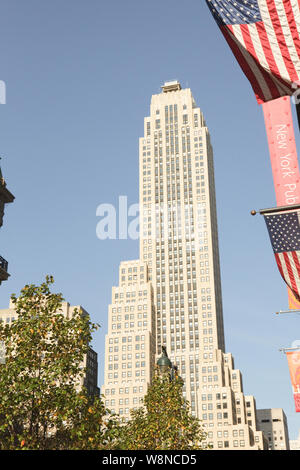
[118,370,208,450]
[0,276,120,450]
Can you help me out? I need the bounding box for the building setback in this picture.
[103,260,156,419]
[102,82,285,449]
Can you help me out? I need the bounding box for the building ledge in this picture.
[0,182,14,204]
[161,80,182,93]
[0,256,9,284]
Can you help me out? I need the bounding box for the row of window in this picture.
[107,370,146,379]
[108,361,146,369]
[145,158,204,177]
[112,313,148,321]
[109,353,146,361]
[0,316,15,323]
[203,412,229,420]
[143,124,202,143]
[112,305,148,313]
[122,267,143,273]
[111,321,148,330]
[105,386,144,395]
[115,291,148,299]
[108,335,146,344]
[206,429,246,439]
[151,114,200,128]
[202,402,227,411]
[105,397,143,407]
[214,440,246,448]
[120,274,145,281]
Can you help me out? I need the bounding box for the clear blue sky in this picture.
[0,0,299,441]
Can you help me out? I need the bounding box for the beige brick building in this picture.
[103,260,156,420]
[102,81,285,449]
[257,408,290,450]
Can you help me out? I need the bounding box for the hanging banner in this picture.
[286,351,300,412]
[262,97,300,305]
[288,287,300,310]
[262,96,300,207]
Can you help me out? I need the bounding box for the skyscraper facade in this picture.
[103,82,271,449]
[139,80,225,390]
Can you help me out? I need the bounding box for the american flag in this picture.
[264,209,300,301]
[205,0,300,103]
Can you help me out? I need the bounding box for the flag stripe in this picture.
[263,0,299,81]
[275,252,300,301]
[290,0,300,44]
[255,20,293,93]
[276,0,300,62]
[283,251,300,297]
[255,15,288,80]
[232,23,273,99]
[241,23,282,97]
[287,252,300,294]
[282,0,300,59]
[275,251,286,281]
[291,250,300,278]
[258,0,294,82]
[282,252,298,293]
[221,25,267,102]
[229,24,273,101]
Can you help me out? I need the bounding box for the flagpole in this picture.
[276,310,300,315]
[251,203,300,216]
[279,347,300,352]
[296,103,300,133]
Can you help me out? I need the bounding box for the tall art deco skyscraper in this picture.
[103,82,269,450]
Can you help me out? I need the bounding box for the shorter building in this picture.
[0,299,100,397]
[290,430,300,450]
[102,260,156,421]
[0,165,14,285]
[256,408,290,450]
[193,350,268,450]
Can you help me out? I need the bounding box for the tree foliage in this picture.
[118,370,208,450]
[0,276,120,450]
[0,276,209,450]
